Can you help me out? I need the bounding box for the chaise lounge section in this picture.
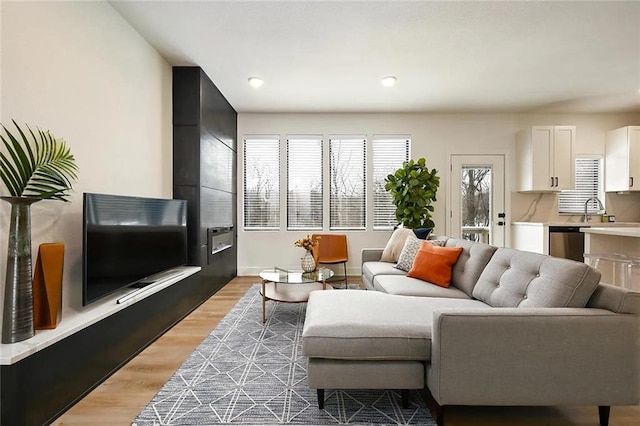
[302,236,640,425]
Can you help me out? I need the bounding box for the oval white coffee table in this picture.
[259,266,334,323]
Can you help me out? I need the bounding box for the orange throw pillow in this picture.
[407,243,463,287]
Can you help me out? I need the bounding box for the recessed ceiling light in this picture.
[248,77,263,88]
[381,76,397,87]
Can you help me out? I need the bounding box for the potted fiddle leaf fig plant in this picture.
[0,120,78,343]
[384,157,439,229]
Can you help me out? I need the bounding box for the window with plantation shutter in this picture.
[558,156,604,214]
[243,136,280,230]
[287,136,323,230]
[329,136,366,230]
[372,137,410,230]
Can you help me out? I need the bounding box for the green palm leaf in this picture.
[0,120,79,201]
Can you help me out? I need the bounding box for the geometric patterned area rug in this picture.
[133,285,436,425]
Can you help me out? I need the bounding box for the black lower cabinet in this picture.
[0,270,231,425]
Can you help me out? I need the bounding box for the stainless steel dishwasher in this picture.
[548,226,589,262]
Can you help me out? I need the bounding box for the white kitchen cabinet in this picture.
[605,126,640,192]
[511,223,548,254]
[516,126,575,192]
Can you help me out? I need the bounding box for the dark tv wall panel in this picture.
[200,187,234,237]
[173,66,237,275]
[200,71,237,151]
[172,67,201,126]
[173,126,201,186]
[173,185,203,266]
[201,129,235,193]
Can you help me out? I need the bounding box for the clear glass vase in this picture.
[301,250,316,272]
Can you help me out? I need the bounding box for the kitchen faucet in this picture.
[583,197,604,222]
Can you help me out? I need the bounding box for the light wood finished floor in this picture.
[54,275,640,425]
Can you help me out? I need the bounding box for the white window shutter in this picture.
[287,136,323,230]
[329,136,367,230]
[372,137,411,230]
[243,137,280,230]
[558,157,603,214]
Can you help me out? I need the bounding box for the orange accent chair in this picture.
[312,234,349,288]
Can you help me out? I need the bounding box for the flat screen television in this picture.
[82,192,188,306]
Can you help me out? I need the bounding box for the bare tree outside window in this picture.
[244,138,280,230]
[461,167,491,242]
[245,134,412,232]
[287,137,323,230]
[329,137,366,230]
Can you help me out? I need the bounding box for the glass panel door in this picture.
[448,155,505,247]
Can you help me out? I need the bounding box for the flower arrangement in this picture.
[294,235,320,251]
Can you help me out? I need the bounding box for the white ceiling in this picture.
[110,0,640,114]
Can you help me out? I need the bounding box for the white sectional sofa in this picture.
[302,236,640,426]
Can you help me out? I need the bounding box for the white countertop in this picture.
[0,266,201,365]
[581,227,640,237]
[512,221,640,227]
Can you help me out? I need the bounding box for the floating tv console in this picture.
[0,266,203,425]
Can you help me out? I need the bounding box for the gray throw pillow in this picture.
[395,235,445,272]
[380,228,414,262]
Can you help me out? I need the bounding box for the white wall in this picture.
[0,1,172,315]
[237,112,640,275]
[0,0,3,121]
